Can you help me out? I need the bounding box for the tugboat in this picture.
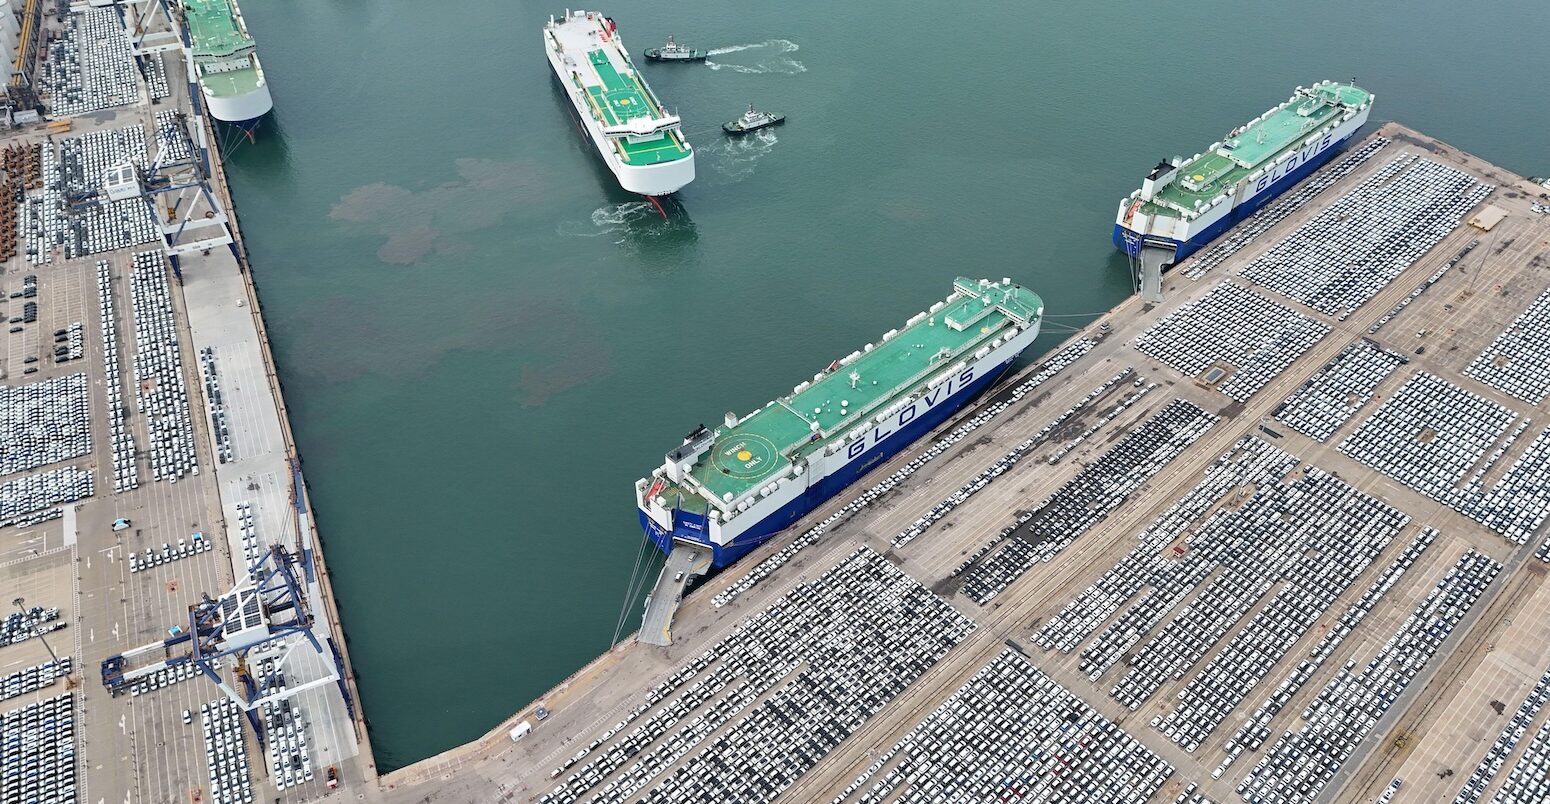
[722,103,785,135]
[644,35,706,62]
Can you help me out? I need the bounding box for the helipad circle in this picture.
[711,434,779,480]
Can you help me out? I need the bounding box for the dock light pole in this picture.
[13,596,62,667]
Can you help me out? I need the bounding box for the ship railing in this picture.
[602,116,682,140]
[192,41,256,62]
[199,55,256,74]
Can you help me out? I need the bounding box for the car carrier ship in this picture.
[544,10,695,196]
[184,0,273,132]
[635,278,1043,568]
[1114,81,1373,266]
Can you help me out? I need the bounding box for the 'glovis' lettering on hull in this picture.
[846,366,975,460]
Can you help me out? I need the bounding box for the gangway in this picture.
[99,626,195,694]
[638,541,713,646]
[1133,244,1170,303]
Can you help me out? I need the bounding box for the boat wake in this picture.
[557,201,654,237]
[702,128,779,182]
[705,39,805,74]
[705,39,798,56]
[558,201,686,243]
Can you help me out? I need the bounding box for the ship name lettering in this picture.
[839,366,980,465]
[1255,133,1338,196]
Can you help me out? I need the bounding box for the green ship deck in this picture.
[184,0,252,59]
[579,50,688,165]
[198,69,261,98]
[549,12,690,168]
[184,0,260,98]
[661,280,1041,508]
[1143,83,1370,217]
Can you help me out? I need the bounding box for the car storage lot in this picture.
[365,124,1550,804]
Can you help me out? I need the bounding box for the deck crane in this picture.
[137,109,239,270]
[61,109,237,278]
[99,543,343,744]
[120,0,188,56]
[185,544,340,712]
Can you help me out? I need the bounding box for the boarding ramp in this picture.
[1138,244,1171,302]
[638,542,714,646]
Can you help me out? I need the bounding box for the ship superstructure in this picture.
[544,10,695,196]
[183,0,273,130]
[636,278,1043,568]
[1115,81,1373,264]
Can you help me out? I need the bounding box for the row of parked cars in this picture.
[127,532,212,573]
[97,260,139,492]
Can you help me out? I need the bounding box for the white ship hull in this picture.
[1115,101,1371,260]
[635,320,1040,566]
[543,19,695,196]
[190,0,273,131]
[201,68,273,128]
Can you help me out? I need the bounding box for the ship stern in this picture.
[617,153,695,196]
[202,81,273,131]
[1113,222,1144,257]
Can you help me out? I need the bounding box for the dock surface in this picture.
[365,124,1550,804]
[9,13,1550,803]
[1,8,372,804]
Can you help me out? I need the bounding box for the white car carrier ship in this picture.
[636,278,1043,569]
[1114,81,1373,267]
[184,0,274,132]
[544,10,695,196]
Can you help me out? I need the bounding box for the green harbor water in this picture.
[219,0,1550,770]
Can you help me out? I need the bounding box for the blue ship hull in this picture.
[639,356,1019,569]
[220,114,266,134]
[1112,131,1355,262]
